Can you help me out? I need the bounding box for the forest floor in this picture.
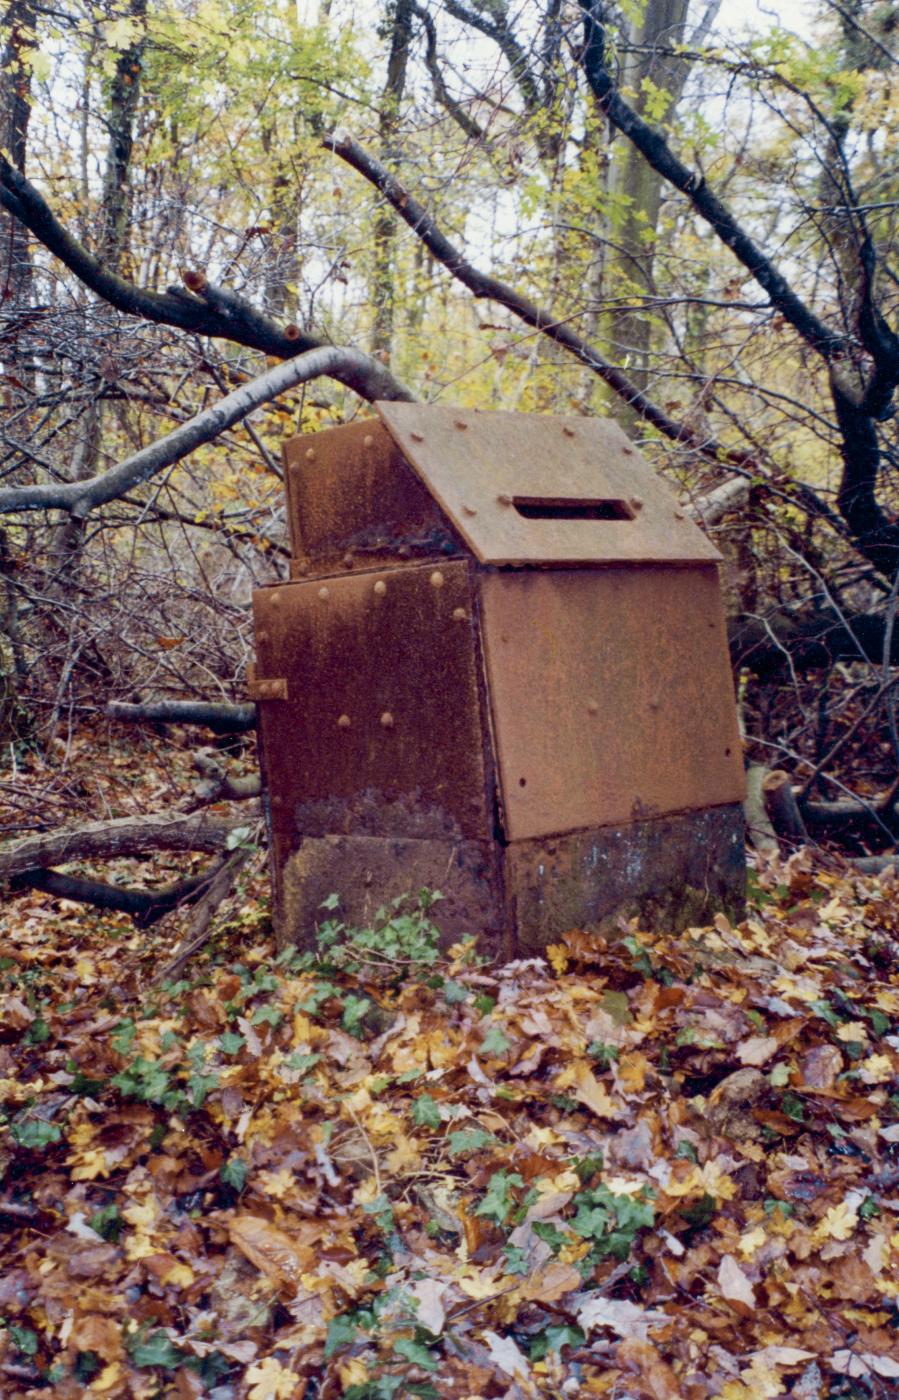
[1,732,899,1399]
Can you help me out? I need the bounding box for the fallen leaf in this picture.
[717,1253,756,1308]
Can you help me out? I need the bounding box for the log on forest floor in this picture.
[0,808,253,924]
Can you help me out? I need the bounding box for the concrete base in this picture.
[272,803,746,959]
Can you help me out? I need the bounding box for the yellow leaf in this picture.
[738,1226,766,1259]
[89,1362,124,1392]
[836,1021,869,1042]
[546,943,569,975]
[338,1358,368,1387]
[859,1054,893,1083]
[458,1269,505,1300]
[245,1356,300,1399]
[566,1061,623,1119]
[161,1261,194,1288]
[815,1201,858,1242]
[69,1148,111,1181]
[616,1052,649,1093]
[74,957,97,984]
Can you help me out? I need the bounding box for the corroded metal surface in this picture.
[252,562,494,877]
[284,418,461,575]
[276,834,509,959]
[376,402,721,567]
[505,804,746,957]
[479,565,745,841]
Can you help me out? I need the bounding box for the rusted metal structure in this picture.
[249,405,745,957]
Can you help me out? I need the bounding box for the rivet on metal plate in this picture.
[295,560,309,575]
[373,580,387,597]
[271,794,282,807]
[380,711,395,729]
[430,571,445,589]
[342,552,354,568]
[305,447,316,461]
[318,586,330,600]
[363,434,374,447]
[257,630,268,643]
[269,591,281,607]
[452,607,467,621]
[398,544,411,559]
[337,714,351,729]
[587,700,599,715]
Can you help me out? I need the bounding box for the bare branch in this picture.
[0,153,322,357]
[577,2,842,360]
[0,346,413,516]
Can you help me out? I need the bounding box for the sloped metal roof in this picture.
[375,402,720,567]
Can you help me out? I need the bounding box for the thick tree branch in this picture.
[0,346,413,516]
[578,2,842,360]
[0,153,322,358]
[0,808,239,881]
[10,861,228,927]
[107,700,257,733]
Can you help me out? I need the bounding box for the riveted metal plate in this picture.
[479,565,744,841]
[376,402,721,567]
[284,418,463,574]
[252,561,494,866]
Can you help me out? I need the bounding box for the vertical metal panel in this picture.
[283,419,461,575]
[252,561,494,850]
[479,565,745,841]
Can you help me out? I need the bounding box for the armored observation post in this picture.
[249,404,745,957]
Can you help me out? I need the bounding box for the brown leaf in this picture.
[228,1214,321,1290]
[519,1260,581,1303]
[617,1336,680,1400]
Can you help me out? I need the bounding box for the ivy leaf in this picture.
[392,1337,439,1370]
[411,1094,442,1129]
[129,1330,184,1369]
[11,1119,62,1149]
[448,1127,496,1156]
[479,1023,511,1057]
[220,1158,248,1192]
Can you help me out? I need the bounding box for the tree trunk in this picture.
[370,0,414,357]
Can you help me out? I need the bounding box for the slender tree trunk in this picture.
[370,0,413,357]
[0,0,35,397]
[602,0,714,430]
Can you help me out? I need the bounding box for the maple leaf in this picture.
[245,1356,300,1398]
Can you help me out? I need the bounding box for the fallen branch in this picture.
[192,749,262,802]
[11,862,227,927]
[743,764,780,857]
[0,808,239,882]
[0,346,413,517]
[152,847,253,984]
[107,700,257,733]
[762,770,809,849]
